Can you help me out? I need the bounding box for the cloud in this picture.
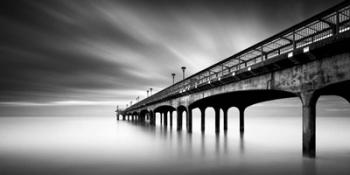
[0,0,344,116]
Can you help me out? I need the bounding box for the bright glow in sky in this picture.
[0,0,344,117]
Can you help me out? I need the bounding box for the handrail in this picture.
[125,0,350,112]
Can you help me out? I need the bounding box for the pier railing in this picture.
[126,1,350,111]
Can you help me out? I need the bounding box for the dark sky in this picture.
[0,0,345,116]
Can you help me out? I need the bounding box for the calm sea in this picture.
[1,100,350,175]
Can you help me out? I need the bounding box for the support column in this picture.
[215,107,220,134]
[200,107,205,133]
[138,114,141,122]
[150,111,155,126]
[177,110,182,131]
[164,112,168,127]
[122,115,126,121]
[301,91,317,158]
[160,113,163,126]
[223,107,228,132]
[239,107,245,133]
[170,111,173,128]
[187,108,192,133]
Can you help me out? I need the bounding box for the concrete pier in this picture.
[120,1,350,158]
[187,109,192,133]
[223,108,228,131]
[301,91,317,157]
[164,112,168,127]
[170,111,173,128]
[177,110,182,131]
[239,107,245,133]
[215,107,220,133]
[200,107,205,133]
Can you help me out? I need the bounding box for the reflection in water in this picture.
[215,133,220,155]
[240,132,245,155]
[201,133,206,158]
[0,116,350,175]
[302,159,317,175]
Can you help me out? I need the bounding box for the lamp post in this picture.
[147,90,149,97]
[181,66,186,80]
[150,88,153,96]
[171,73,176,84]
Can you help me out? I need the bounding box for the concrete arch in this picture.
[187,89,297,134]
[314,80,350,104]
[176,105,188,131]
[140,109,149,115]
[154,105,176,113]
[177,105,187,113]
[189,89,297,110]
[139,109,149,122]
[153,105,176,127]
[298,80,350,158]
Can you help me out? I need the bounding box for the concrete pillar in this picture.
[223,107,228,131]
[200,107,205,133]
[138,115,141,122]
[239,107,245,133]
[187,108,192,133]
[122,115,126,120]
[177,110,182,131]
[153,112,156,126]
[215,107,220,133]
[160,113,163,126]
[170,111,173,128]
[301,91,317,158]
[164,112,168,127]
[150,111,156,126]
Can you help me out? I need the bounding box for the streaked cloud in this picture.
[0,0,342,116]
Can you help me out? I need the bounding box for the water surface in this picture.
[1,109,350,175]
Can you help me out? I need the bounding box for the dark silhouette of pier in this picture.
[117,1,350,158]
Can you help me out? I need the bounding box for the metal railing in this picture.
[126,1,350,111]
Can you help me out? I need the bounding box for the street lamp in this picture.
[147,90,149,97]
[181,66,186,80]
[171,73,176,84]
[150,88,153,96]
